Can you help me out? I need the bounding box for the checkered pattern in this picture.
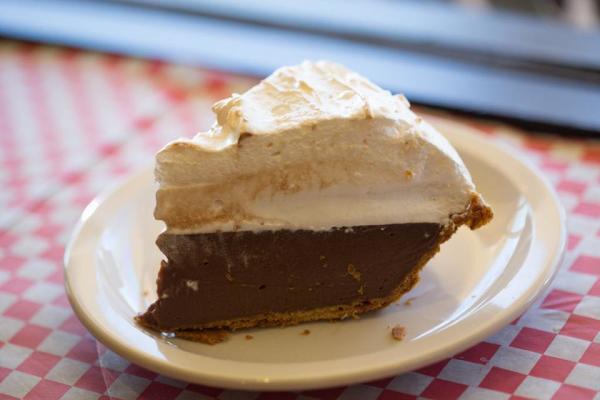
[1,40,599,400]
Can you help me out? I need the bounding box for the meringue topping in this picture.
[155,61,477,233]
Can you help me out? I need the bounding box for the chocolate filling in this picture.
[138,223,442,332]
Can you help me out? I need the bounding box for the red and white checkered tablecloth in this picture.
[1,40,599,400]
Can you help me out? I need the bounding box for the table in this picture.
[0,40,599,400]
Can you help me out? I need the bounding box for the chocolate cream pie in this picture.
[137,61,493,336]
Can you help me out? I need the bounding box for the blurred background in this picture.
[0,0,599,135]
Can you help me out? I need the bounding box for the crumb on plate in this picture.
[391,325,405,341]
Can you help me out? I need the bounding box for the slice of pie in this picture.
[136,61,493,336]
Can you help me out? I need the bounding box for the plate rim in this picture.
[64,119,566,391]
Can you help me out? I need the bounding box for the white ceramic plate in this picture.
[64,118,565,391]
